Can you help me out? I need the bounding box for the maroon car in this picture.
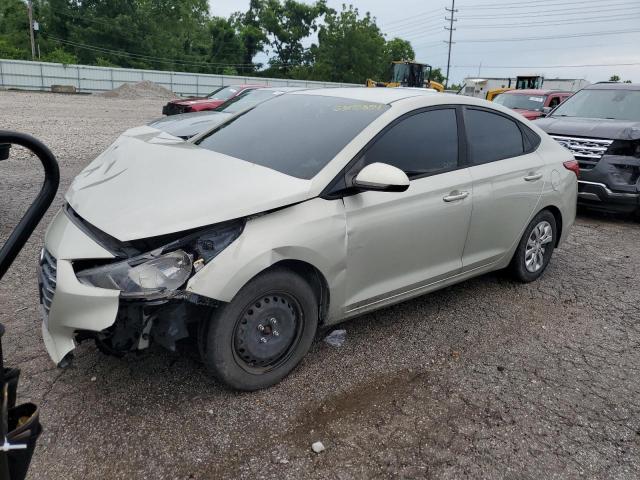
[493,89,573,120]
[162,84,262,115]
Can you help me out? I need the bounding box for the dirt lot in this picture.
[1,90,639,480]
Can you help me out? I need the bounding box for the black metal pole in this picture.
[0,131,59,280]
[445,0,457,89]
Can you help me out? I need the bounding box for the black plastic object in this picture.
[0,131,58,480]
[0,145,9,161]
[0,131,59,279]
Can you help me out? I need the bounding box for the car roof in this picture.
[503,89,571,95]
[290,87,436,104]
[586,82,640,91]
[225,84,263,89]
[260,86,307,92]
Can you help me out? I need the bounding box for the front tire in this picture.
[200,268,318,391]
[509,210,557,283]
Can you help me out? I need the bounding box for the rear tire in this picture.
[509,210,556,283]
[200,268,318,391]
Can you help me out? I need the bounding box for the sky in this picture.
[209,0,640,85]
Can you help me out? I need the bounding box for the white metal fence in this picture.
[0,59,359,96]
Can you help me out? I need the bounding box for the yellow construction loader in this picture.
[367,61,444,92]
[486,75,545,101]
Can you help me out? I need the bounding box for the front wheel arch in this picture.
[257,260,330,326]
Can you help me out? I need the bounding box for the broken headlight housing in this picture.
[77,250,193,297]
[77,219,245,297]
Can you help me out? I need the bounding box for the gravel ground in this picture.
[1,90,639,480]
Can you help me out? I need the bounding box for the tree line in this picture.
[0,0,445,85]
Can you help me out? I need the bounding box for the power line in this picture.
[45,35,265,68]
[454,27,640,43]
[384,17,448,35]
[460,12,640,29]
[460,0,636,10]
[393,25,448,40]
[449,61,640,69]
[382,8,446,27]
[458,3,640,19]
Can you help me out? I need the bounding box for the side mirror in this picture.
[353,162,410,192]
[540,106,552,117]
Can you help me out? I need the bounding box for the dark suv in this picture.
[536,82,640,216]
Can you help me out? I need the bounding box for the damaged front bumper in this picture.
[39,209,222,366]
[40,254,120,365]
[578,154,640,213]
[40,250,220,366]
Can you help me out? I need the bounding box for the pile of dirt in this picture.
[98,80,176,99]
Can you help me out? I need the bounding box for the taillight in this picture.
[563,160,580,178]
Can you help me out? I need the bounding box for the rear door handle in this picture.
[443,191,469,202]
[524,173,543,182]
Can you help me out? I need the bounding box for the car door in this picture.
[546,94,563,110]
[461,106,546,271]
[342,107,473,312]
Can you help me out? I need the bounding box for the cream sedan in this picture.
[39,88,577,390]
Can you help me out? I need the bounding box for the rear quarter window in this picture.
[464,108,526,165]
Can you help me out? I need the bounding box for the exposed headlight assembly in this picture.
[77,250,193,297]
[77,220,245,298]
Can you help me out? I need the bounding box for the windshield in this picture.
[551,88,640,121]
[207,86,242,101]
[494,94,546,111]
[218,89,285,114]
[197,94,389,179]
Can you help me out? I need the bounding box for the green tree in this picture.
[609,74,621,82]
[384,37,414,63]
[311,5,386,84]
[430,67,445,84]
[230,2,267,73]
[207,17,245,73]
[41,46,77,64]
[0,0,31,56]
[252,0,328,74]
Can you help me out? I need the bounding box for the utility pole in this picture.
[27,0,36,60]
[444,0,458,89]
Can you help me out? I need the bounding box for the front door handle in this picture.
[524,173,543,182]
[443,191,469,202]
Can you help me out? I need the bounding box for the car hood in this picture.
[168,96,205,104]
[513,109,542,120]
[535,116,640,140]
[148,111,233,138]
[173,98,220,107]
[65,126,313,242]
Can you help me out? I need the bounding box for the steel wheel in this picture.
[524,220,553,273]
[232,292,303,373]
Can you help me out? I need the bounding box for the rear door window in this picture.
[464,108,524,165]
[361,108,459,178]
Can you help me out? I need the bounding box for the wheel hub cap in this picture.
[524,220,553,273]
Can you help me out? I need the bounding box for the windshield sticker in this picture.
[334,104,385,112]
[529,97,544,102]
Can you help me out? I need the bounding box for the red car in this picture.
[162,84,262,115]
[493,89,573,120]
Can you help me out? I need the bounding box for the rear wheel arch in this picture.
[539,205,563,247]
